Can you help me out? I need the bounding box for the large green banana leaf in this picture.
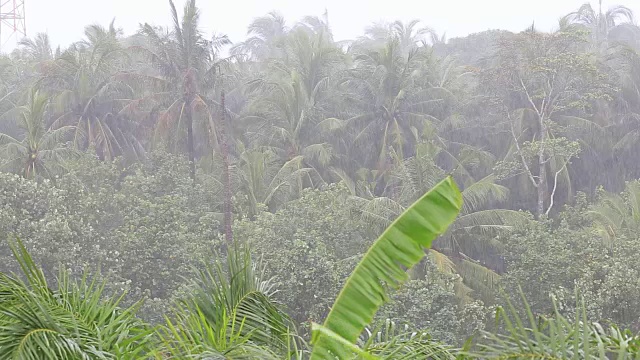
[310,176,462,359]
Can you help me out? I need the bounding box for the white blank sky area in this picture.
[2,0,639,51]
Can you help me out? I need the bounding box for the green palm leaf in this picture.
[469,291,640,359]
[359,320,456,360]
[0,239,153,360]
[310,176,462,359]
[159,245,298,358]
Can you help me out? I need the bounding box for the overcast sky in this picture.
[2,0,639,51]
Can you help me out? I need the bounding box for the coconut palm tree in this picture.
[341,37,452,174]
[0,57,16,122]
[357,20,435,55]
[561,0,636,48]
[231,12,288,61]
[248,68,333,169]
[602,45,640,183]
[17,33,54,63]
[349,138,525,301]
[235,144,317,218]
[0,89,76,178]
[246,24,344,175]
[588,180,640,247]
[132,0,231,180]
[39,22,139,160]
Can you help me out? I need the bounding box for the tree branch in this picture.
[507,109,538,187]
[545,159,569,216]
[520,77,542,118]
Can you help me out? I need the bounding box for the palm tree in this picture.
[17,33,55,63]
[246,23,343,174]
[39,22,139,160]
[340,38,457,186]
[158,245,299,358]
[133,0,230,180]
[358,321,457,359]
[561,0,635,48]
[0,89,76,178]
[588,181,640,246]
[235,144,317,218]
[469,294,640,359]
[602,45,640,184]
[0,57,16,123]
[349,138,525,301]
[358,20,435,55]
[0,239,153,359]
[231,12,288,61]
[0,54,26,114]
[248,69,332,169]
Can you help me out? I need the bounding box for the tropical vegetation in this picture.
[3,0,640,358]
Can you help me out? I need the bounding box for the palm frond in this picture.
[0,239,153,360]
[449,209,527,236]
[469,291,640,359]
[160,245,298,358]
[359,320,456,359]
[461,175,510,214]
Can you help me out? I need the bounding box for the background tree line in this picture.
[3,0,640,352]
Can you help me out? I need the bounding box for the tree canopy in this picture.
[3,0,640,358]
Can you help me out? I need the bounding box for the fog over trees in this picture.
[2,0,640,358]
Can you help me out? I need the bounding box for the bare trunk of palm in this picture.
[184,98,196,181]
[24,156,35,179]
[219,88,233,246]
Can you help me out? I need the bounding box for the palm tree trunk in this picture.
[219,89,233,246]
[24,159,33,179]
[184,98,196,181]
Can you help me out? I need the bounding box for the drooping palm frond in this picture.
[357,20,434,55]
[159,245,299,358]
[460,175,510,214]
[35,22,139,161]
[231,12,288,60]
[18,33,54,63]
[159,302,284,360]
[353,153,524,301]
[342,37,449,169]
[447,209,526,236]
[0,239,154,360]
[450,257,501,302]
[561,0,635,49]
[0,89,79,178]
[310,176,462,359]
[588,181,640,246]
[358,319,457,359]
[468,291,640,358]
[246,33,341,174]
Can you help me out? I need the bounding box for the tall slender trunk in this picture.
[536,115,546,218]
[219,88,233,246]
[24,155,35,179]
[184,97,196,181]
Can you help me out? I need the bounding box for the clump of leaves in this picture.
[0,239,154,360]
[468,290,640,359]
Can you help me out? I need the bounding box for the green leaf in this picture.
[310,176,463,359]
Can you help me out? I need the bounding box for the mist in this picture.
[1,0,640,358]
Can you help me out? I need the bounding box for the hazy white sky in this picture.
[2,0,640,51]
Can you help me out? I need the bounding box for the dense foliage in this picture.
[3,0,640,357]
